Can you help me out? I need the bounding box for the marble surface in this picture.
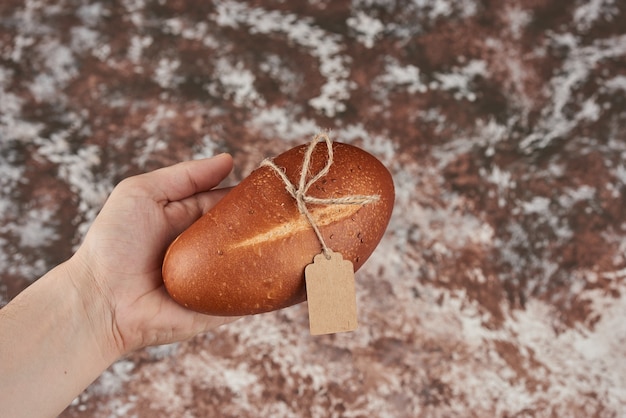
[1,0,626,416]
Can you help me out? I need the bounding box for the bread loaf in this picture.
[162,138,394,316]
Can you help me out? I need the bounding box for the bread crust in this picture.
[162,141,395,316]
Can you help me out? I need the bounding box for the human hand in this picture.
[71,153,237,357]
[0,154,239,417]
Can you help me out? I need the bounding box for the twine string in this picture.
[260,132,380,259]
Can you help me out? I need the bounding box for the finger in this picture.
[147,153,234,203]
[192,186,233,215]
[163,187,233,235]
[194,313,242,335]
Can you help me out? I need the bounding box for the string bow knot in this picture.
[261,132,380,259]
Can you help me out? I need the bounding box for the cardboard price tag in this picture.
[305,250,358,335]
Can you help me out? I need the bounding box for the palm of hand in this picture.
[75,156,235,355]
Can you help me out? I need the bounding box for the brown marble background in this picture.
[1,0,626,417]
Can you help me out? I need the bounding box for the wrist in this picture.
[63,252,125,363]
[0,257,123,417]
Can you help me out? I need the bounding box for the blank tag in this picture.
[305,250,358,335]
